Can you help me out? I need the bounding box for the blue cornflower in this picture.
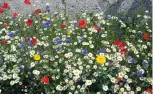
[15,30,20,34]
[129,58,136,63]
[44,20,51,28]
[20,43,26,48]
[121,17,127,21]
[8,32,15,37]
[66,38,71,43]
[27,42,33,46]
[116,31,121,37]
[138,31,142,35]
[97,49,105,54]
[18,65,24,70]
[0,60,3,64]
[38,50,43,54]
[137,70,144,77]
[142,60,148,67]
[46,7,51,12]
[105,15,111,20]
[82,50,88,55]
[55,38,62,45]
[79,36,84,41]
[56,47,62,52]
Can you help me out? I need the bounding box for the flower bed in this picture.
[0,2,152,94]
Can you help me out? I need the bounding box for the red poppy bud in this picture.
[13,12,18,17]
[143,33,150,41]
[26,19,33,26]
[146,88,152,93]
[61,24,66,29]
[24,0,31,5]
[117,77,121,83]
[0,8,3,14]
[2,2,9,9]
[78,19,86,28]
[114,40,120,45]
[41,76,50,84]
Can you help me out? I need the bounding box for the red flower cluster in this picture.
[0,40,8,44]
[24,0,31,5]
[142,33,150,41]
[78,19,86,28]
[30,37,38,46]
[2,23,8,28]
[41,76,50,84]
[2,2,9,9]
[34,9,42,15]
[114,40,127,54]
[61,24,66,29]
[146,88,152,93]
[12,12,19,17]
[92,24,102,32]
[0,8,3,14]
[26,19,33,26]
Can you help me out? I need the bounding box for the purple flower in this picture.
[66,38,70,43]
[8,32,15,37]
[79,36,84,41]
[56,47,62,52]
[20,43,25,48]
[82,50,88,55]
[130,58,136,63]
[46,7,51,12]
[44,20,51,28]
[142,60,148,67]
[0,60,3,64]
[138,31,142,35]
[137,70,144,77]
[105,15,111,20]
[55,38,62,45]
[18,65,24,70]
[121,17,127,21]
[97,49,105,54]
[38,50,43,54]
[15,30,20,34]
[116,31,121,37]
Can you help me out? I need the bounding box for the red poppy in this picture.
[34,9,42,15]
[61,24,66,29]
[120,49,127,54]
[24,0,31,5]
[26,19,33,26]
[2,23,8,27]
[143,33,150,41]
[41,76,50,84]
[2,2,9,9]
[117,77,121,83]
[0,8,3,14]
[12,12,18,17]
[97,28,102,32]
[30,37,38,46]
[146,88,152,93]
[21,84,25,88]
[0,40,8,44]
[114,40,120,45]
[78,19,86,28]
[118,41,126,48]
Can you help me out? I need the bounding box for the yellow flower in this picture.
[34,54,41,61]
[96,55,106,64]
[67,30,72,35]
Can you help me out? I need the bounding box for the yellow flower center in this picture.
[34,54,41,61]
[96,55,106,64]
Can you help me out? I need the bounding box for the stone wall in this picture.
[0,0,152,16]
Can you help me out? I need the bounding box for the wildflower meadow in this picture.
[0,0,152,94]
